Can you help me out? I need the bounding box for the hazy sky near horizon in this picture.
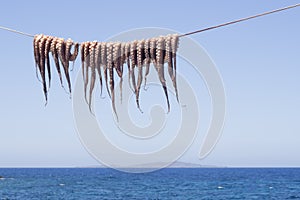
[0,1,299,167]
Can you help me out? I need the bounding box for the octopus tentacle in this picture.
[114,42,122,99]
[124,42,133,92]
[113,42,123,103]
[33,34,42,68]
[62,39,72,95]
[156,36,170,113]
[80,42,86,84]
[130,40,138,95]
[83,41,91,103]
[65,39,73,72]
[57,38,66,67]
[65,39,73,64]
[119,43,126,102]
[45,36,53,89]
[57,38,72,95]
[136,40,145,112]
[50,38,64,88]
[69,42,79,71]
[150,38,157,70]
[171,34,180,102]
[101,42,110,98]
[143,39,151,90]
[95,42,103,96]
[33,34,43,82]
[38,35,48,104]
[119,76,123,103]
[113,42,122,77]
[107,43,118,119]
[88,41,97,113]
[69,43,79,62]
[165,35,179,102]
[120,43,126,75]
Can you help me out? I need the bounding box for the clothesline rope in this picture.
[0,3,299,39]
[179,3,300,37]
[0,25,34,38]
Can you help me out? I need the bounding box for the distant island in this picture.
[169,161,222,168]
[124,161,222,169]
[79,161,224,169]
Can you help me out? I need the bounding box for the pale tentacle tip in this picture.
[114,114,119,123]
[84,96,89,105]
[176,96,180,104]
[165,106,171,114]
[44,100,48,107]
[88,108,96,117]
[143,84,149,91]
[70,61,76,71]
[138,108,144,114]
[100,94,106,99]
[61,84,70,95]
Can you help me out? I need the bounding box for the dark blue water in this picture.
[0,168,300,199]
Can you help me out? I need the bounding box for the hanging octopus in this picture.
[33,34,79,104]
[33,34,180,119]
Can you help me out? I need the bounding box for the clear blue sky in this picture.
[0,1,299,167]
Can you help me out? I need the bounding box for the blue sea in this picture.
[0,168,300,199]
